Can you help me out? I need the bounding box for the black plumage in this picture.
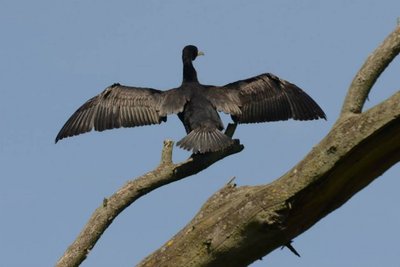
[55,45,326,153]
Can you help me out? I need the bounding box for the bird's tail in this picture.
[177,128,233,154]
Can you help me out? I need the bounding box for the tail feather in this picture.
[177,128,233,153]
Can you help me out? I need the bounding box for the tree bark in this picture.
[56,25,400,267]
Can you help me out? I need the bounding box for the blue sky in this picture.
[1,1,399,266]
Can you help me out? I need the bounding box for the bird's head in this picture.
[182,45,204,61]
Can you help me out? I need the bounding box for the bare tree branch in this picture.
[56,126,243,267]
[340,25,400,117]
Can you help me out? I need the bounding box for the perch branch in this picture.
[56,126,243,267]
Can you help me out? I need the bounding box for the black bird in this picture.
[55,45,326,153]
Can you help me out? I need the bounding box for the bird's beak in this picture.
[197,51,205,56]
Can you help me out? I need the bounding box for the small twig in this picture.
[282,241,301,257]
[160,139,174,165]
[226,176,236,186]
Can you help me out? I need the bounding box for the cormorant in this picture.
[55,45,326,153]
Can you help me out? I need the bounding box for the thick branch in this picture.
[138,91,400,267]
[56,126,243,267]
[340,25,400,116]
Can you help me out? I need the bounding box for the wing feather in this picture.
[204,73,326,123]
[55,83,176,142]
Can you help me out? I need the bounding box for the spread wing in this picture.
[205,73,326,123]
[55,83,186,143]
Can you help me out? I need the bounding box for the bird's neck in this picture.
[182,59,199,83]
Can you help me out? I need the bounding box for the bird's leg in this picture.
[224,123,238,138]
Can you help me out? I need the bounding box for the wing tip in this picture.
[54,133,71,144]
